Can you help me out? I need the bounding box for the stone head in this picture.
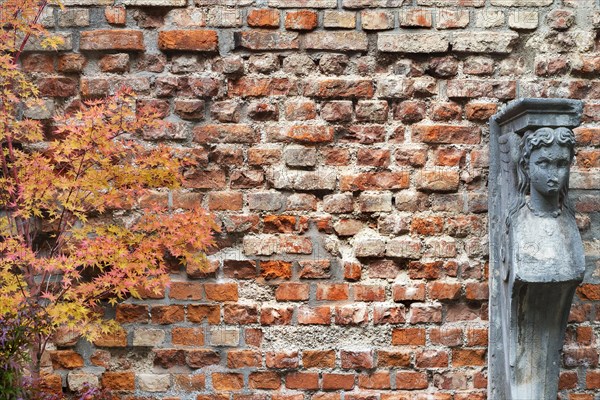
[518,127,575,210]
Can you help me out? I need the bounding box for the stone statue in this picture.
[488,99,586,400]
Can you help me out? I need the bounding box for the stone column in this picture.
[488,98,586,400]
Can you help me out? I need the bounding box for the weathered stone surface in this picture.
[138,374,171,392]
[452,32,519,53]
[272,169,337,191]
[378,33,449,53]
[303,31,368,51]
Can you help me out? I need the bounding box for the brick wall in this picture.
[30,0,600,398]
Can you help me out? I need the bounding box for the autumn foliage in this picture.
[0,0,217,383]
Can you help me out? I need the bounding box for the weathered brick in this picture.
[363,11,394,30]
[248,9,280,28]
[344,0,405,7]
[304,32,368,51]
[193,124,258,144]
[270,0,336,7]
[451,32,519,53]
[447,80,516,99]
[235,31,299,50]
[437,9,470,29]
[323,373,356,390]
[324,11,356,28]
[285,10,318,30]
[340,172,409,191]
[261,306,294,325]
[298,306,331,325]
[158,30,218,51]
[187,304,220,324]
[286,372,319,390]
[413,124,481,144]
[341,350,374,369]
[400,9,432,28]
[378,33,449,53]
[101,372,135,391]
[80,30,144,51]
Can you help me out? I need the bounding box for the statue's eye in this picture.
[535,159,549,167]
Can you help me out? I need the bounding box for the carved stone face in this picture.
[528,142,571,197]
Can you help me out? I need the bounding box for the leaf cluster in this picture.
[0,0,218,379]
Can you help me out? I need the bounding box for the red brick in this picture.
[303,350,336,368]
[223,260,257,279]
[559,371,578,390]
[465,102,498,121]
[434,147,466,167]
[286,372,319,390]
[358,372,391,389]
[93,327,127,348]
[322,373,355,390]
[261,260,293,280]
[466,327,488,346]
[187,304,220,324]
[395,371,428,390]
[416,170,460,192]
[172,327,204,346]
[154,349,186,369]
[80,30,144,51]
[428,282,462,300]
[227,350,262,368]
[465,282,489,300]
[341,350,374,369]
[266,351,299,369]
[430,327,463,347]
[229,77,293,97]
[317,284,349,301]
[213,373,244,391]
[373,304,406,324]
[223,304,259,325]
[298,306,331,325]
[304,78,374,98]
[49,350,84,369]
[169,282,203,300]
[299,259,331,279]
[377,350,411,367]
[344,262,362,281]
[357,149,390,167]
[393,284,426,301]
[276,283,309,301]
[574,127,600,146]
[410,303,443,324]
[431,102,462,121]
[248,9,280,28]
[334,304,368,325]
[101,372,135,391]
[578,284,600,300]
[105,6,126,25]
[261,306,294,325]
[174,374,206,391]
[38,77,77,98]
[22,54,54,72]
[249,371,281,389]
[207,191,243,211]
[152,305,185,324]
[452,349,486,366]
[285,10,318,30]
[413,124,481,144]
[353,285,385,302]
[415,349,449,368]
[392,328,426,346]
[116,304,149,323]
[586,370,600,389]
[158,30,218,52]
[285,125,335,143]
[57,53,86,73]
[187,350,220,368]
[204,283,238,301]
[340,172,410,191]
